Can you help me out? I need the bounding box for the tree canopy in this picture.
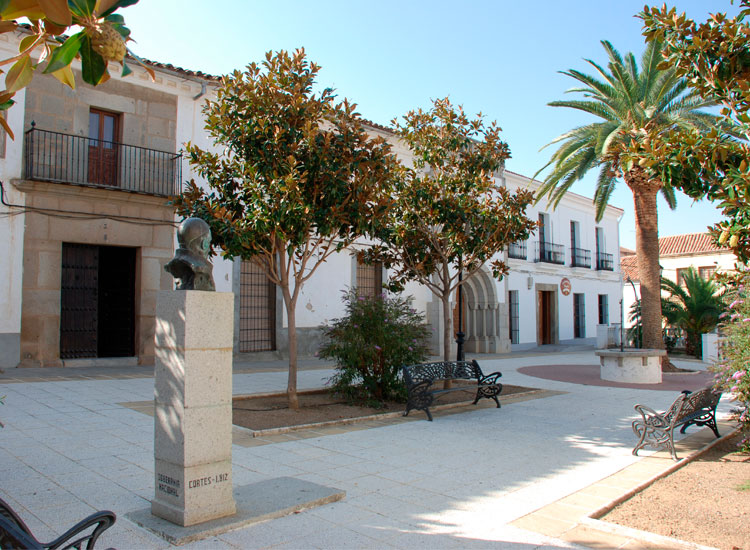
[175,49,398,408]
[534,39,718,356]
[639,3,749,260]
[370,97,535,360]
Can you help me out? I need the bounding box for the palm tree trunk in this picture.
[628,171,664,353]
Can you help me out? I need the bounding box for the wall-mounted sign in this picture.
[560,278,571,296]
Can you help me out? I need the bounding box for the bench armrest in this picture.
[407,379,433,395]
[479,371,502,385]
[47,510,116,550]
[633,404,671,428]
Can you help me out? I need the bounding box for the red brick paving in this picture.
[517,364,714,391]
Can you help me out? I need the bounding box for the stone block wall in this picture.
[17,181,174,366]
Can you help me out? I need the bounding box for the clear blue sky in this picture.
[123,1,738,250]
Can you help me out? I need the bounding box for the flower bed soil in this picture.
[232,383,536,431]
[604,432,750,550]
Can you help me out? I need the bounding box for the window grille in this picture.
[598,294,609,325]
[574,293,586,338]
[239,260,276,352]
[356,259,383,297]
[509,290,520,344]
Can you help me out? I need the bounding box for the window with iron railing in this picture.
[508,241,527,260]
[24,124,182,197]
[570,247,591,268]
[598,294,609,325]
[535,241,565,264]
[509,290,520,344]
[356,258,383,298]
[574,293,586,338]
[596,252,614,271]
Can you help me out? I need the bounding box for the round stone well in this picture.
[594,349,666,384]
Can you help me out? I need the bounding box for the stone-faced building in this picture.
[0,32,217,368]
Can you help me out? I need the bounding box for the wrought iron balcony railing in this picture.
[508,241,527,260]
[24,125,182,197]
[570,247,591,268]
[535,241,565,264]
[597,252,614,271]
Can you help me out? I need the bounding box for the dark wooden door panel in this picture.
[60,243,98,358]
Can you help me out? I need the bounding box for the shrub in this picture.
[319,290,430,406]
[712,281,750,451]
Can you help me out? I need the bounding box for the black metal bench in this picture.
[402,360,502,421]
[0,496,116,550]
[632,386,722,461]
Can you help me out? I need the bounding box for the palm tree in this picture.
[535,40,716,358]
[661,268,726,357]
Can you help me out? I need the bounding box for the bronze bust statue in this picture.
[165,217,216,291]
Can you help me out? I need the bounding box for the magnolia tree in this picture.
[175,49,397,409]
[369,97,536,362]
[640,3,750,260]
[0,0,151,138]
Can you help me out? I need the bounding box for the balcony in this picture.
[508,241,527,260]
[570,247,591,268]
[597,252,614,271]
[535,241,565,264]
[24,126,182,197]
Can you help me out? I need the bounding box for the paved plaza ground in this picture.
[0,347,736,549]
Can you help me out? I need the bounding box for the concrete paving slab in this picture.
[126,477,344,545]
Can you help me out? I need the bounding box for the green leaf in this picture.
[42,32,83,74]
[98,0,138,17]
[103,12,123,23]
[67,0,96,18]
[78,34,107,85]
[5,55,33,93]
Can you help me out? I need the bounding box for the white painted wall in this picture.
[0,37,27,365]
[503,171,624,346]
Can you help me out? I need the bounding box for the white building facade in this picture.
[0,37,624,367]
[502,171,624,350]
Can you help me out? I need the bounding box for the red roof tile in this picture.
[658,232,728,256]
[621,254,639,282]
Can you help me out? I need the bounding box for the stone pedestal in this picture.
[152,290,236,527]
[595,349,665,384]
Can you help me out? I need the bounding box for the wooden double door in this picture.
[59,243,136,359]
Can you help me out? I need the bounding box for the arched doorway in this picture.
[454,267,507,354]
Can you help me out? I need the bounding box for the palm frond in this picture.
[659,184,678,210]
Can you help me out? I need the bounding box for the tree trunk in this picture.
[628,171,664,354]
[281,282,299,410]
[442,290,452,362]
[441,289,454,390]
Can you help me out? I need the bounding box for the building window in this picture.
[676,268,688,286]
[598,294,609,325]
[356,258,383,297]
[509,290,520,344]
[574,293,585,338]
[699,266,716,280]
[88,108,121,187]
[239,260,276,352]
